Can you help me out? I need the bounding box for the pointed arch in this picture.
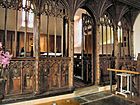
[64,0,86,20]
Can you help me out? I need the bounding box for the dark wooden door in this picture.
[81,13,93,83]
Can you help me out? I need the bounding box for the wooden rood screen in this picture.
[99,55,136,85]
[99,56,114,85]
[4,57,70,96]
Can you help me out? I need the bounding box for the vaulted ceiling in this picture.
[0,0,139,26]
[118,0,140,10]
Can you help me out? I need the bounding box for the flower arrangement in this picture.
[0,42,12,78]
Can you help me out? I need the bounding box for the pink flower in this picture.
[3,51,12,59]
[0,42,12,79]
[2,57,10,68]
[0,42,12,69]
[0,42,2,49]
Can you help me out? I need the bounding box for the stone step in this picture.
[74,85,99,96]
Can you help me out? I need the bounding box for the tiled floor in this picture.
[36,92,138,105]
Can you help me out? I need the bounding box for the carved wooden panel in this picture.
[7,61,21,94]
[39,57,70,92]
[6,59,35,95]
[3,57,70,96]
[99,55,112,85]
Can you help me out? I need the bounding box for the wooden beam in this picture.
[14,7,18,57]
[95,24,100,85]
[33,13,41,93]
[24,10,27,57]
[4,7,7,51]
[46,15,49,57]
[68,19,74,87]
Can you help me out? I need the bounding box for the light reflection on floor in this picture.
[36,98,80,105]
[36,92,137,105]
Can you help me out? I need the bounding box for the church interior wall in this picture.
[0,7,63,55]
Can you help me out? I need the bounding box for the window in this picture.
[74,16,82,53]
[99,14,114,54]
[22,0,34,28]
[100,15,113,45]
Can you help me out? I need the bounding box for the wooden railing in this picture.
[107,68,140,74]
[107,68,140,97]
[4,57,71,96]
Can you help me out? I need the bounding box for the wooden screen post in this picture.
[68,18,74,88]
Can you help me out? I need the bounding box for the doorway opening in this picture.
[74,8,96,88]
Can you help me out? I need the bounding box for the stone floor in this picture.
[36,92,139,105]
[4,85,140,105]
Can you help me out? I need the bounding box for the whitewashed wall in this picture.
[134,13,140,59]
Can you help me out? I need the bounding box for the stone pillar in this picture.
[68,18,74,88]
[114,27,119,69]
[33,14,40,93]
[95,24,100,85]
